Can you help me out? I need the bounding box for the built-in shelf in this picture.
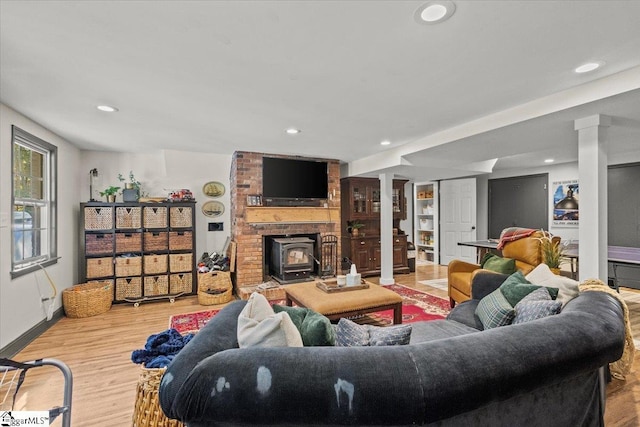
[414,182,439,264]
[245,206,340,224]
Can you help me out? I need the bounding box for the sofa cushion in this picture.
[237,292,303,348]
[335,318,412,346]
[499,271,559,306]
[411,317,481,343]
[480,253,516,274]
[475,288,515,329]
[445,299,485,330]
[525,263,580,306]
[272,304,336,346]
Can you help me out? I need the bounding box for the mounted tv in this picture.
[262,157,328,206]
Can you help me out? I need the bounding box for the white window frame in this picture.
[11,126,58,278]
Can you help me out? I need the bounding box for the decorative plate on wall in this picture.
[202,200,225,218]
[203,181,225,198]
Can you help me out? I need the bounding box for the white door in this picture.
[440,178,477,265]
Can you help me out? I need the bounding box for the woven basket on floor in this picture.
[197,271,232,305]
[133,367,183,427]
[62,281,113,318]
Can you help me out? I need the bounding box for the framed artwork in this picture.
[552,180,579,227]
[203,181,225,198]
[202,200,225,218]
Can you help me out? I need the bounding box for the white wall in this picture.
[0,104,82,349]
[80,149,232,258]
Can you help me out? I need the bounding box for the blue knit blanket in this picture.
[131,328,194,368]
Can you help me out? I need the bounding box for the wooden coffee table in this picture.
[284,281,403,324]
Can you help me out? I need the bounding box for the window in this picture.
[11,126,57,277]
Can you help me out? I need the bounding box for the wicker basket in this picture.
[63,281,113,318]
[116,206,142,229]
[132,367,184,427]
[116,232,142,253]
[115,256,142,277]
[197,271,232,305]
[84,206,113,230]
[169,273,193,294]
[169,207,192,228]
[116,277,142,300]
[86,257,114,278]
[169,253,192,273]
[144,232,168,252]
[144,254,168,275]
[143,207,168,228]
[144,275,169,296]
[85,233,114,255]
[168,231,192,251]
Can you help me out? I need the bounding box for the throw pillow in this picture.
[499,271,559,307]
[518,287,552,303]
[480,253,517,275]
[525,263,580,306]
[475,288,516,329]
[335,318,371,347]
[513,299,562,324]
[335,318,412,347]
[272,305,336,346]
[237,292,303,348]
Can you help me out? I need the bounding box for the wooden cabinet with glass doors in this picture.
[340,177,409,276]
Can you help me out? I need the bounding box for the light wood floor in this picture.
[5,264,640,426]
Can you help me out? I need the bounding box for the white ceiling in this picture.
[1,0,640,180]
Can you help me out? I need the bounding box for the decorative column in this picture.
[379,172,394,285]
[574,114,610,282]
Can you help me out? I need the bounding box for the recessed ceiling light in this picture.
[97,105,118,112]
[544,158,554,163]
[380,140,391,146]
[415,1,456,24]
[285,128,301,135]
[574,61,604,74]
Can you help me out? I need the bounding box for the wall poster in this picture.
[552,179,579,227]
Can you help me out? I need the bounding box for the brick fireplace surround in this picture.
[230,151,341,299]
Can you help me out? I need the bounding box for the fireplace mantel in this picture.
[245,206,340,224]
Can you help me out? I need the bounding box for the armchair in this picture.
[448,230,558,307]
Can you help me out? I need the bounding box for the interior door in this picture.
[440,178,477,265]
[488,174,548,239]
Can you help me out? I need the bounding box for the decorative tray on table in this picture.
[316,279,369,293]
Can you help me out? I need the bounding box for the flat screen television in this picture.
[262,157,328,206]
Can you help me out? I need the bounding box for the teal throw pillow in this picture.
[272,305,335,346]
[335,318,412,347]
[475,288,515,329]
[480,253,516,275]
[499,271,559,307]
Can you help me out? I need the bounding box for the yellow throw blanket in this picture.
[579,278,635,380]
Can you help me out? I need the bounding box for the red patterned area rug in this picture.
[169,284,450,334]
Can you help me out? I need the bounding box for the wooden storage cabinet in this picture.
[341,178,407,221]
[341,235,409,277]
[340,177,409,275]
[79,201,197,304]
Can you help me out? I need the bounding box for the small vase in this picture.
[106,195,116,203]
[550,267,561,275]
[351,228,359,237]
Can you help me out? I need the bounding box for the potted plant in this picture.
[118,171,147,201]
[536,229,566,273]
[100,186,121,203]
[347,220,365,237]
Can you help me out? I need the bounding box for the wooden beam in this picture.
[245,207,340,224]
